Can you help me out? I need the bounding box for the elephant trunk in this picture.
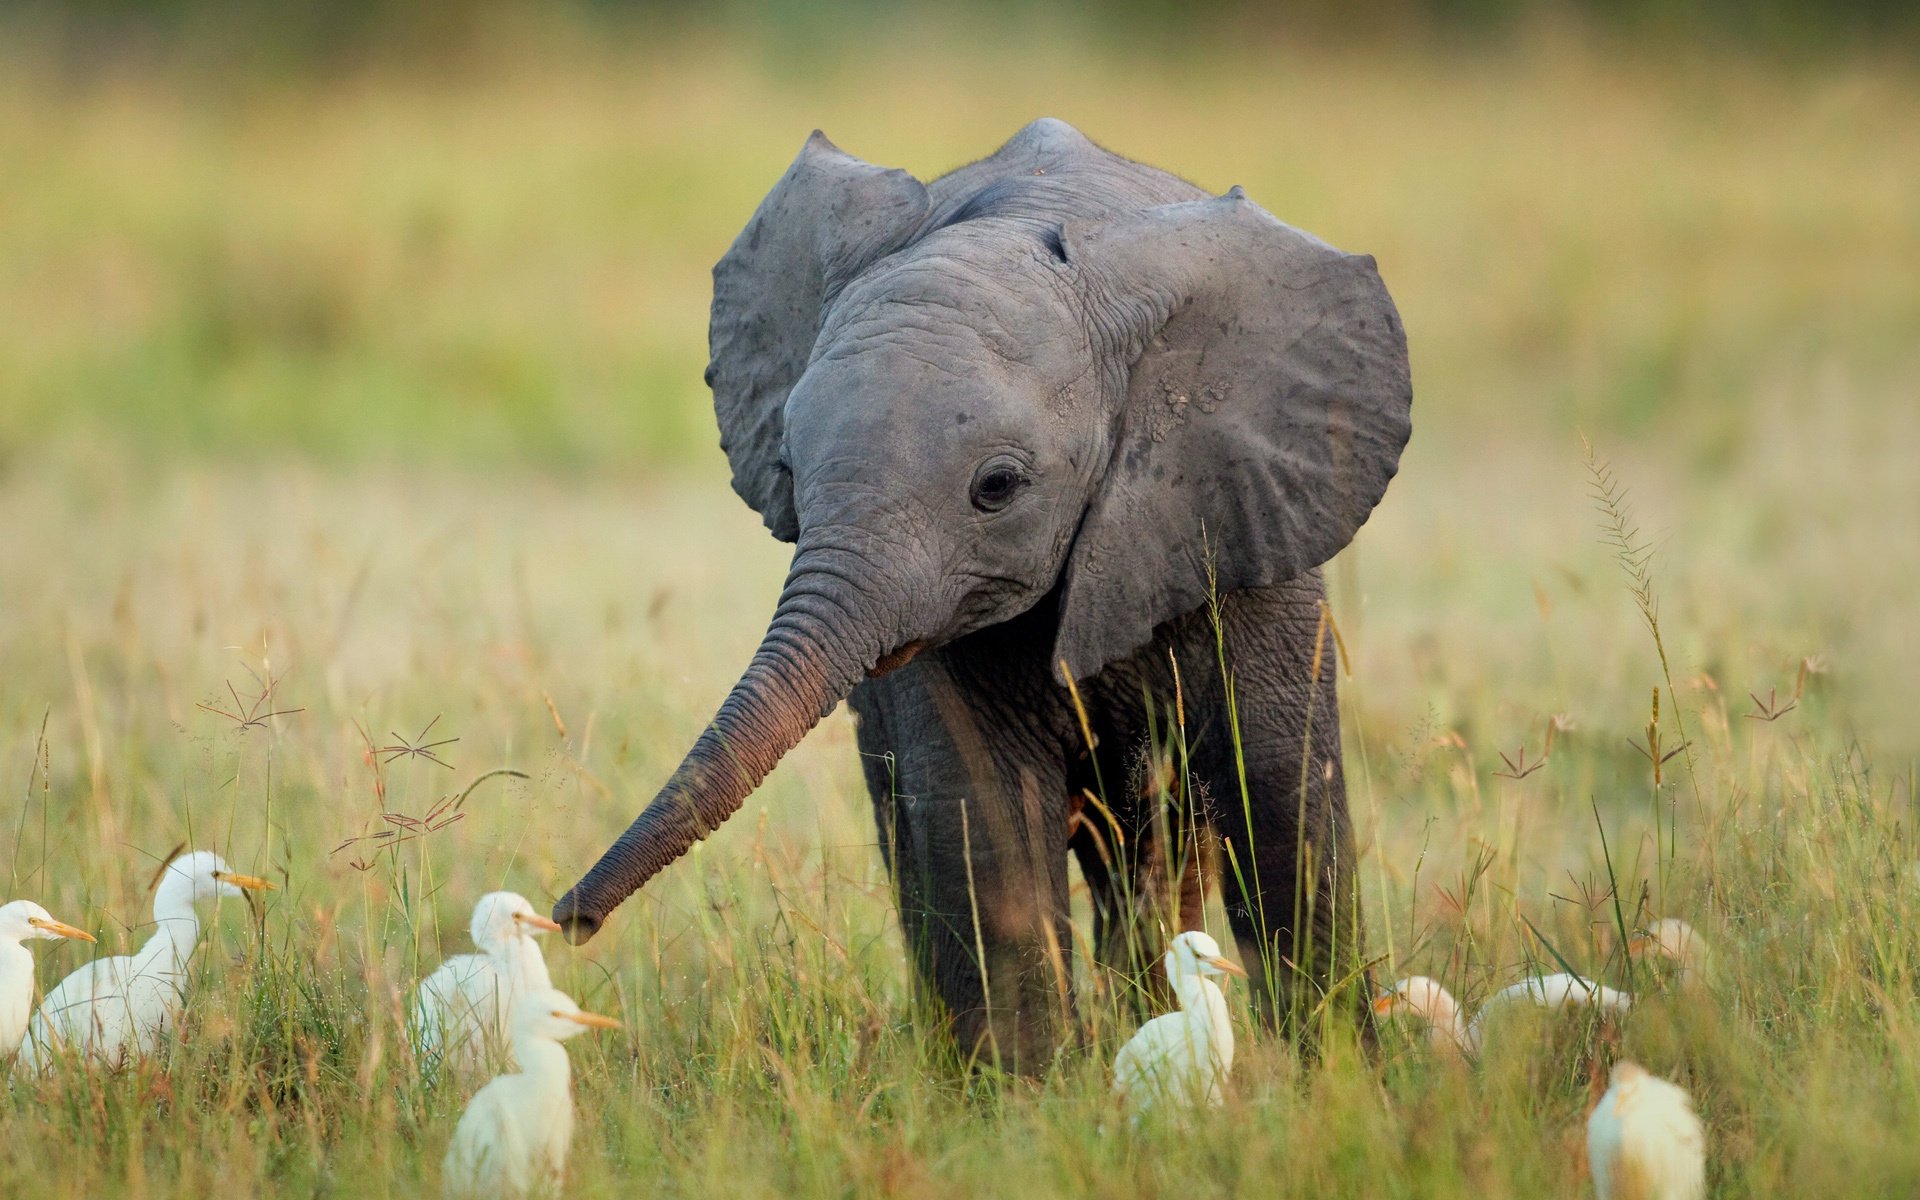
[553,548,902,943]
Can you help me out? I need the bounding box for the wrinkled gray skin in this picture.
[555,119,1412,1071]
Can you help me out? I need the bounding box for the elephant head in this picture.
[554,119,1411,941]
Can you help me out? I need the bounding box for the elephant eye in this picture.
[970,462,1027,512]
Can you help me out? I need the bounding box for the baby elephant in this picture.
[557,118,1413,1071]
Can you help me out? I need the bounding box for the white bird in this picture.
[441,987,619,1199]
[1375,971,1632,1057]
[0,901,94,1053]
[17,850,272,1071]
[1587,1059,1706,1200]
[1372,974,1476,1054]
[412,892,561,1079]
[1631,919,1708,987]
[1475,972,1633,1036]
[1111,930,1246,1122]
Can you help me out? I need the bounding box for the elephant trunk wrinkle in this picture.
[774,563,912,681]
[553,557,894,943]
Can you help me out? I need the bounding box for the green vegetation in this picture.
[1,22,1917,1198]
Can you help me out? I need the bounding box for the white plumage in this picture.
[17,850,271,1071]
[1632,919,1707,987]
[0,901,94,1055]
[1587,1060,1706,1200]
[1111,930,1245,1122]
[1474,972,1632,1040]
[1372,974,1476,1054]
[412,892,560,1079]
[441,987,618,1199]
[1374,971,1631,1056]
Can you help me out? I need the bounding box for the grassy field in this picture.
[2,23,1919,1198]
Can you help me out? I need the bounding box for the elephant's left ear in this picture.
[1053,190,1412,682]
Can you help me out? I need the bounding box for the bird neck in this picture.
[0,939,30,988]
[1448,1014,1480,1056]
[1422,993,1474,1054]
[1174,975,1230,1041]
[511,1036,574,1092]
[494,936,551,991]
[141,894,203,972]
[1672,946,1702,986]
[0,941,31,1041]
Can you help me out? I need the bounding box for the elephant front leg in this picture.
[1072,748,1215,1018]
[1194,588,1373,1045]
[851,673,1077,1075]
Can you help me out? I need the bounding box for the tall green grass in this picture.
[1,27,1917,1200]
[0,439,1914,1195]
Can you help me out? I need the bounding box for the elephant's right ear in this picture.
[709,132,930,541]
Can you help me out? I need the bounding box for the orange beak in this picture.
[213,871,276,891]
[27,917,95,943]
[1204,955,1248,979]
[515,912,564,932]
[555,1010,621,1030]
[1371,992,1399,1016]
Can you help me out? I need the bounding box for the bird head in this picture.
[156,850,276,909]
[470,891,563,952]
[512,987,621,1045]
[1629,918,1705,976]
[0,900,94,945]
[1372,975,1460,1025]
[1163,931,1247,986]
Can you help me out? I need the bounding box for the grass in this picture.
[2,20,1919,1199]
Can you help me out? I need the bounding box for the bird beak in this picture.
[555,1010,621,1030]
[1204,955,1248,979]
[1626,933,1653,954]
[27,917,95,942]
[213,871,277,891]
[1371,993,1398,1015]
[514,913,564,932]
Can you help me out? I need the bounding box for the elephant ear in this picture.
[1054,189,1412,682]
[709,131,930,541]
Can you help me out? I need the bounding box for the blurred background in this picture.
[1,0,1915,912]
[2,13,1918,1193]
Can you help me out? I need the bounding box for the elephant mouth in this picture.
[866,640,927,678]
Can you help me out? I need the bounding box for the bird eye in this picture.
[970,461,1027,512]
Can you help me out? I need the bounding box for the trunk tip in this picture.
[552,894,604,945]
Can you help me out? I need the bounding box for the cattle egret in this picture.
[1372,975,1476,1054]
[1475,972,1632,1036]
[412,892,560,1079]
[1587,1060,1706,1200]
[1375,971,1631,1057]
[17,850,272,1071]
[1631,919,1707,987]
[441,987,619,1199]
[0,901,94,1054]
[1111,931,1246,1122]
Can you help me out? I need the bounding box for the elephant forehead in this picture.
[785,353,1036,459]
[820,239,1087,373]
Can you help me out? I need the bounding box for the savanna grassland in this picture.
[1,18,1918,1197]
